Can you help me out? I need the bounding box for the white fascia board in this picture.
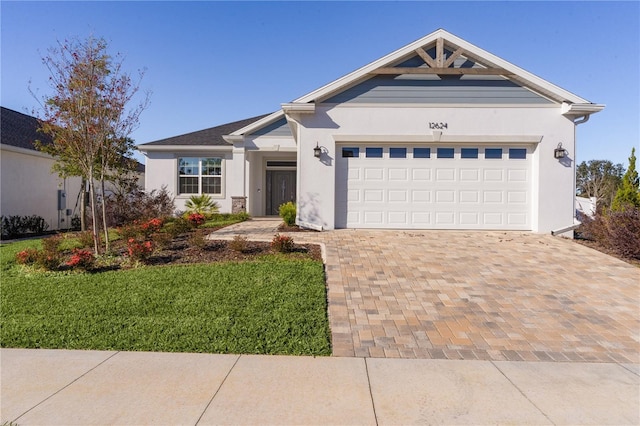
[230,111,285,136]
[561,102,606,116]
[293,28,592,105]
[137,145,233,153]
[334,134,543,144]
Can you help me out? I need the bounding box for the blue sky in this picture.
[2,1,638,166]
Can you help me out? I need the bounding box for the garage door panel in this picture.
[336,144,531,230]
[436,190,455,203]
[459,191,480,203]
[412,169,432,180]
[364,189,384,202]
[388,190,408,202]
[483,191,503,203]
[459,212,479,225]
[412,190,431,202]
[460,169,480,182]
[364,168,384,180]
[484,169,504,181]
[436,168,456,181]
[388,211,408,225]
[388,168,408,180]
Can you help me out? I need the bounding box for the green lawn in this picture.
[0,239,331,355]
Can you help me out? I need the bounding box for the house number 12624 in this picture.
[429,122,448,129]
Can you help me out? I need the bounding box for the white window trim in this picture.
[176,157,225,199]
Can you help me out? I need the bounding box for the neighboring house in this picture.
[1,107,144,231]
[139,29,603,233]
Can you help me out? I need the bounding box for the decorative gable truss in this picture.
[373,37,513,76]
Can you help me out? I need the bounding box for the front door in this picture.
[266,170,296,215]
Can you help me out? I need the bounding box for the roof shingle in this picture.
[1,107,52,150]
[139,114,270,146]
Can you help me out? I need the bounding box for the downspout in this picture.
[554,114,590,236]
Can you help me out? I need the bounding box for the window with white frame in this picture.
[178,157,222,195]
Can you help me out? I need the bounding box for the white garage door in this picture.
[335,145,532,230]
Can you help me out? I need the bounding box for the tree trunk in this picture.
[80,178,87,231]
[87,169,101,254]
[101,177,110,253]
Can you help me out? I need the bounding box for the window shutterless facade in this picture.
[178,157,222,195]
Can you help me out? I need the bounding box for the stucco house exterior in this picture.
[139,29,603,233]
[1,107,144,231]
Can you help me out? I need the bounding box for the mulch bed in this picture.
[277,223,317,233]
[143,233,322,266]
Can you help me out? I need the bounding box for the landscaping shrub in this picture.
[37,235,64,270]
[229,235,248,252]
[579,207,640,260]
[66,248,95,270]
[103,186,175,227]
[163,218,193,238]
[185,194,220,216]
[278,202,296,226]
[77,231,94,248]
[271,234,294,253]
[140,218,163,238]
[1,215,50,239]
[187,212,206,227]
[151,231,173,250]
[15,248,40,265]
[127,238,154,262]
[188,229,207,249]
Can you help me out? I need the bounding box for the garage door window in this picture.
[390,147,407,158]
[342,147,359,158]
[366,147,383,158]
[461,148,479,159]
[485,148,502,159]
[414,148,431,158]
[509,148,527,159]
[437,148,455,159]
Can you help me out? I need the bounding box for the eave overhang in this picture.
[561,102,606,116]
[137,145,234,153]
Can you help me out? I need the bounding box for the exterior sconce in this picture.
[554,142,568,159]
[313,143,322,158]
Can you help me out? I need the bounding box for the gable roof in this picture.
[1,106,52,150]
[140,114,270,147]
[232,28,602,136]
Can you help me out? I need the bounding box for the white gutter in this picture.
[137,145,233,153]
[281,102,315,114]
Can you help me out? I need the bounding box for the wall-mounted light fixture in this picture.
[313,143,322,158]
[554,142,568,159]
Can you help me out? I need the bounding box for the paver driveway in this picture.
[213,220,640,363]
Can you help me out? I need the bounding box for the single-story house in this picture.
[139,29,603,233]
[1,107,145,231]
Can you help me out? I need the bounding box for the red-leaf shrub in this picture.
[16,248,39,265]
[127,238,154,262]
[66,248,95,270]
[187,213,206,227]
[140,218,163,237]
[271,234,294,253]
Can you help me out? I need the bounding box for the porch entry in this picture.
[266,170,296,215]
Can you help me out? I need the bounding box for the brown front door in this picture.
[266,170,296,215]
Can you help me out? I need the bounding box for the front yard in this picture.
[0,235,332,356]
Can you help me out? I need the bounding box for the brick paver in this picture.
[212,219,640,362]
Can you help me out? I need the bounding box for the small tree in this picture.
[576,159,624,210]
[612,147,640,211]
[33,36,149,253]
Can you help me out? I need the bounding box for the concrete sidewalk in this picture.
[2,349,638,425]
